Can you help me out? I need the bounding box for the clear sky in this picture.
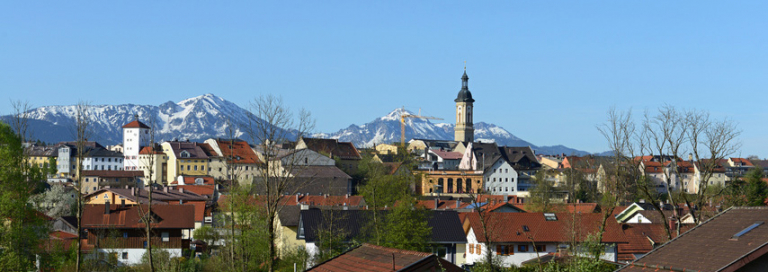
[2,1,766,157]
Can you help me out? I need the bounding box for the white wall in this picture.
[465,227,618,267]
[95,248,182,266]
[484,160,519,195]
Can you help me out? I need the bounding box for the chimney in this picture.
[105,202,110,215]
[345,193,349,199]
[688,153,693,162]
[456,198,461,209]
[434,198,439,210]
[131,188,135,196]
[164,187,169,193]
[296,194,299,203]
[668,217,677,232]
[179,188,184,194]
[503,194,508,203]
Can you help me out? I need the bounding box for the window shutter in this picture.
[496,245,501,255]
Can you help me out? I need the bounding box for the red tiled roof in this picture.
[179,176,215,185]
[617,223,670,261]
[176,185,215,197]
[139,146,164,155]
[50,231,78,240]
[467,212,626,244]
[301,137,362,160]
[220,194,364,208]
[618,207,768,272]
[281,195,364,207]
[82,204,195,229]
[309,243,462,272]
[168,201,207,222]
[513,203,600,213]
[122,120,150,129]
[730,157,754,167]
[215,139,261,164]
[431,150,463,160]
[415,199,471,210]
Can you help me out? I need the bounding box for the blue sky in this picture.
[2,1,767,157]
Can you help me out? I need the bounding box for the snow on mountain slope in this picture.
[5,98,590,156]
[14,94,260,145]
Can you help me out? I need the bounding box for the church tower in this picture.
[454,68,475,142]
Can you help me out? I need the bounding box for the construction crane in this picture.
[400,107,443,146]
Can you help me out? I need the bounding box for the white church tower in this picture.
[454,68,475,143]
[122,115,150,171]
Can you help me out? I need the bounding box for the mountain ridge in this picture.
[1,94,592,155]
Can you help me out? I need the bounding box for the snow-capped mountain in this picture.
[315,108,590,156]
[2,95,589,155]
[3,94,264,145]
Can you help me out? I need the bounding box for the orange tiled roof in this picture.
[467,212,626,244]
[122,120,150,129]
[215,139,261,164]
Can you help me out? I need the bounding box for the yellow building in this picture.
[25,144,58,176]
[418,169,484,197]
[161,141,211,183]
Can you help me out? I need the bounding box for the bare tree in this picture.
[10,100,32,144]
[241,94,314,272]
[137,113,157,272]
[642,105,688,236]
[596,107,639,241]
[72,101,92,272]
[686,111,741,224]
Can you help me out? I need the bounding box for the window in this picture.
[194,166,198,171]
[535,245,546,252]
[505,169,508,173]
[496,245,513,256]
[143,241,148,248]
[476,244,481,254]
[123,232,128,238]
[187,165,190,171]
[469,244,474,254]
[162,232,169,242]
[122,252,128,260]
[518,245,528,252]
[103,194,109,199]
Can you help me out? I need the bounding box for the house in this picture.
[203,138,262,185]
[374,143,399,155]
[81,170,144,194]
[296,137,362,174]
[420,149,463,171]
[726,157,755,179]
[252,165,354,196]
[84,187,209,232]
[298,209,467,265]
[56,141,124,180]
[81,204,195,266]
[308,243,463,272]
[161,141,211,182]
[617,207,768,271]
[24,143,58,177]
[693,159,729,191]
[464,212,626,267]
[137,145,167,185]
[455,142,542,195]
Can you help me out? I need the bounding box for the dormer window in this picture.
[180,151,190,158]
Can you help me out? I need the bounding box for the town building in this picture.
[122,117,151,171]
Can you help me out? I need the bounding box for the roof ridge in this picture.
[619,206,735,270]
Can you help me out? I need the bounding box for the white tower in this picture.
[122,115,150,170]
